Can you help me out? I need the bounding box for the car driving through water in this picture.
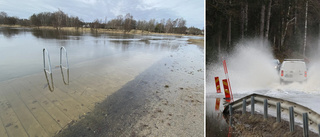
[280,59,307,84]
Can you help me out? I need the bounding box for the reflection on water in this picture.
[32,29,82,40]
[0,27,28,38]
[206,97,231,137]
[0,27,196,82]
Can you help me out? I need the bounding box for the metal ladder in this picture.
[60,46,69,85]
[43,48,54,92]
[42,47,69,92]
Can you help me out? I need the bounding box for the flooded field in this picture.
[0,27,204,136]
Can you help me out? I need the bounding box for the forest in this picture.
[207,0,320,64]
[0,10,203,35]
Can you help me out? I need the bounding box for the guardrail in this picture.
[43,48,54,92]
[223,93,320,136]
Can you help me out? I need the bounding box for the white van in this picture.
[280,59,307,84]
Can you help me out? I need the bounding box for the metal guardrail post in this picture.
[242,99,246,115]
[264,99,268,119]
[251,96,255,115]
[289,107,295,132]
[318,124,320,137]
[303,113,309,137]
[43,48,54,92]
[60,46,69,85]
[229,105,232,126]
[276,102,281,123]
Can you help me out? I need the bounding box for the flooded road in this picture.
[0,27,204,136]
[206,95,231,137]
[0,27,201,81]
[206,40,320,136]
[56,43,204,136]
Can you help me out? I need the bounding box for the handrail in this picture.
[43,48,52,74]
[43,48,54,91]
[60,46,69,85]
[223,93,320,133]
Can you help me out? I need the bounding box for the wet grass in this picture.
[188,39,204,47]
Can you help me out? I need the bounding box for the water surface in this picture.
[0,27,199,82]
[0,27,204,136]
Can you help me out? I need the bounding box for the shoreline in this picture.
[0,24,204,37]
[1,24,204,47]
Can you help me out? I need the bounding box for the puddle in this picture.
[206,96,234,137]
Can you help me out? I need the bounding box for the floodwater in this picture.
[0,27,204,136]
[206,39,320,135]
[206,95,231,137]
[0,27,200,82]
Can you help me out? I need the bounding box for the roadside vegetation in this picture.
[0,10,203,35]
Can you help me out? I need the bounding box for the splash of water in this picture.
[207,39,320,95]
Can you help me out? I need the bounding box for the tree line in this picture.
[207,0,320,63]
[0,10,202,35]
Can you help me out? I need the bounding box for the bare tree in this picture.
[93,19,100,30]
[30,14,41,27]
[244,1,248,36]
[172,18,178,33]
[148,19,156,32]
[294,0,297,34]
[240,2,245,38]
[104,16,107,28]
[116,15,123,30]
[54,9,65,29]
[280,4,294,48]
[154,19,165,33]
[265,0,272,40]
[124,13,133,32]
[260,2,265,40]
[303,0,308,57]
[165,18,173,33]
[0,11,8,24]
[177,18,187,34]
[227,0,232,49]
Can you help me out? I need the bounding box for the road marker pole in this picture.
[223,60,234,102]
[215,77,221,93]
[222,79,231,102]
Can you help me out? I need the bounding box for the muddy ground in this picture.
[227,111,318,137]
[55,45,204,136]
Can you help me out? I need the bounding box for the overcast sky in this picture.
[0,0,204,29]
